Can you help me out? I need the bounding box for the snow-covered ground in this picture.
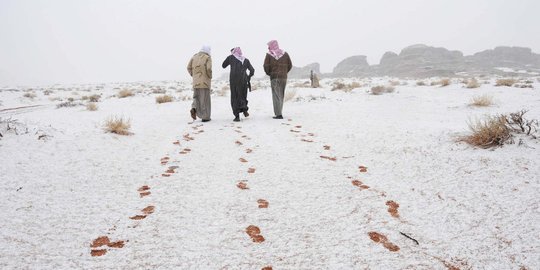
[1,77,539,269]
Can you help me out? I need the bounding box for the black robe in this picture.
[222,55,255,116]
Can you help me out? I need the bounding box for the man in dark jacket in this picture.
[222,47,255,122]
[263,40,292,119]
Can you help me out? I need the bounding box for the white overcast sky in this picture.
[1,0,539,86]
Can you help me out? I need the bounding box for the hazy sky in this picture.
[1,0,539,86]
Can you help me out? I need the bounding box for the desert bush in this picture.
[155,95,173,104]
[370,85,395,95]
[43,90,53,96]
[23,92,37,99]
[460,115,511,148]
[117,89,134,98]
[466,78,480,89]
[416,81,426,86]
[86,102,98,111]
[495,79,516,87]
[332,81,361,92]
[514,84,534,89]
[284,89,297,102]
[470,94,494,107]
[460,110,538,148]
[440,78,451,87]
[56,101,78,108]
[67,97,75,102]
[103,116,132,135]
[216,86,229,97]
[88,94,101,102]
[292,81,310,88]
[152,88,166,94]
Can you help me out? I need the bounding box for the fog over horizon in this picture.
[1,0,539,86]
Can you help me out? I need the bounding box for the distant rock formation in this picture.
[288,63,321,79]
[466,46,540,70]
[329,44,540,78]
[332,56,370,76]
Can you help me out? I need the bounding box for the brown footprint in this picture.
[351,180,370,190]
[386,200,400,218]
[290,129,300,133]
[160,157,170,165]
[183,133,194,141]
[295,125,302,128]
[246,148,253,153]
[239,158,248,163]
[262,267,273,270]
[138,185,151,198]
[359,166,368,173]
[130,205,155,220]
[90,236,125,257]
[320,155,337,161]
[180,148,191,154]
[237,181,249,190]
[173,140,180,145]
[324,145,331,150]
[235,140,243,146]
[248,168,256,173]
[257,199,269,208]
[301,139,314,143]
[246,225,265,243]
[368,232,400,252]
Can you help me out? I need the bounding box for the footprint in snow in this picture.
[248,168,256,173]
[368,232,400,252]
[320,155,337,161]
[90,236,126,257]
[351,180,370,190]
[235,140,243,146]
[239,158,248,163]
[138,185,151,198]
[160,157,170,165]
[129,206,155,220]
[386,200,400,218]
[257,199,269,208]
[237,181,249,190]
[245,148,253,153]
[246,225,265,243]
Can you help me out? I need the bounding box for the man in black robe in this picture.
[222,47,255,122]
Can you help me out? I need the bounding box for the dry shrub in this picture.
[370,85,395,95]
[88,94,101,102]
[292,81,310,88]
[43,90,53,96]
[23,92,37,99]
[460,110,538,148]
[117,89,134,98]
[440,78,451,87]
[470,94,494,107]
[152,88,166,94]
[466,78,480,89]
[216,86,229,97]
[332,81,361,92]
[155,95,173,104]
[104,116,132,135]
[284,89,297,102]
[86,102,98,111]
[495,79,516,87]
[431,81,441,86]
[416,81,426,86]
[460,116,511,148]
[56,101,78,108]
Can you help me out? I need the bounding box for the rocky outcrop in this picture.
[376,44,466,77]
[332,56,370,76]
[466,46,540,70]
[289,63,321,79]
[329,44,540,78]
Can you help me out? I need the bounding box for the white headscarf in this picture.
[200,45,211,55]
